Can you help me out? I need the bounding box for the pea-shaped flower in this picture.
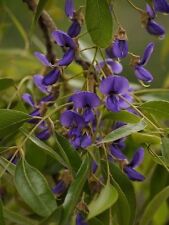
[153,0,169,13]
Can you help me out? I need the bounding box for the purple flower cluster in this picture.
[60,91,100,149]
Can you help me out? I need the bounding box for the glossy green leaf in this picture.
[140,186,169,225]
[140,100,169,119]
[161,137,169,164]
[103,110,141,124]
[100,120,146,144]
[0,110,30,138]
[61,156,91,225]
[132,133,161,145]
[85,0,113,48]
[87,182,118,219]
[15,159,57,217]
[109,163,136,225]
[0,78,14,91]
[0,200,5,225]
[21,129,66,167]
[3,208,38,225]
[55,133,81,173]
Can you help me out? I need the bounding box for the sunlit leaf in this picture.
[85,0,113,47]
[87,182,118,219]
[100,120,146,144]
[15,159,57,217]
[132,133,161,145]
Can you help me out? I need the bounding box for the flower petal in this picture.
[110,146,126,160]
[124,166,145,181]
[96,59,123,74]
[80,134,92,148]
[83,108,95,123]
[33,75,48,94]
[135,66,153,83]
[112,39,128,58]
[146,20,165,38]
[58,48,75,66]
[129,147,144,168]
[34,52,52,67]
[22,93,35,107]
[139,42,154,66]
[106,95,120,112]
[42,69,60,85]
[60,110,85,128]
[52,30,76,48]
[65,0,74,19]
[153,0,169,13]
[71,91,100,108]
[68,20,81,38]
[146,4,156,19]
[99,75,129,95]
[36,128,51,140]
[52,180,66,195]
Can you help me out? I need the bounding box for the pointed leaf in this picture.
[87,182,118,219]
[85,0,113,47]
[15,159,57,217]
[100,120,146,144]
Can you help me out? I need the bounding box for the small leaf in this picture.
[0,78,14,91]
[103,110,141,124]
[15,159,57,217]
[3,208,38,225]
[85,0,113,48]
[0,110,30,138]
[0,156,16,176]
[161,137,169,164]
[100,120,146,144]
[87,182,118,220]
[132,133,161,145]
[61,156,91,225]
[140,186,169,225]
[55,133,81,173]
[140,100,169,119]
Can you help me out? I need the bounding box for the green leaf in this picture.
[132,133,161,145]
[88,218,104,225]
[0,201,5,225]
[103,110,141,124]
[61,156,91,225]
[3,208,38,225]
[109,163,136,225]
[39,207,63,225]
[21,129,66,167]
[0,78,14,91]
[85,0,113,48]
[140,100,169,119]
[161,137,169,164]
[0,110,30,138]
[100,120,146,144]
[15,159,57,217]
[87,182,118,220]
[0,156,16,176]
[55,133,81,173]
[140,186,169,225]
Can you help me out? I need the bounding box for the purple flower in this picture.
[106,39,128,59]
[42,69,61,85]
[145,4,165,37]
[153,0,169,13]
[36,128,51,140]
[96,59,123,75]
[33,75,48,94]
[34,52,52,67]
[58,48,75,66]
[68,20,81,38]
[65,0,74,19]
[133,42,154,83]
[76,213,88,225]
[91,160,98,174]
[71,132,92,149]
[52,180,67,195]
[60,110,85,129]
[99,76,132,112]
[22,93,35,107]
[71,91,100,123]
[124,148,145,181]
